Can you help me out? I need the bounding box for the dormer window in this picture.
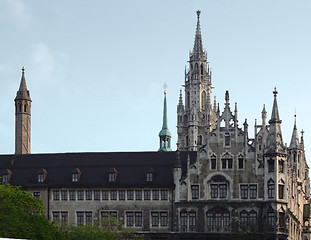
[2,174,8,183]
[37,168,47,183]
[108,168,118,182]
[146,172,154,182]
[1,169,12,184]
[72,168,81,182]
[38,174,44,183]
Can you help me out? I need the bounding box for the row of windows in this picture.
[191,184,258,200]
[51,189,168,201]
[210,154,244,170]
[53,211,169,227]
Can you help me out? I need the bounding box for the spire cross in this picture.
[163,83,168,95]
[22,66,25,73]
[301,129,304,136]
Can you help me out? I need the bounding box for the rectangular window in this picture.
[268,212,275,226]
[53,190,60,201]
[86,190,92,200]
[33,192,40,198]
[102,190,109,200]
[228,159,233,169]
[240,185,248,199]
[219,184,227,198]
[238,157,244,169]
[85,212,92,225]
[223,212,230,227]
[225,134,230,146]
[215,213,221,227]
[191,185,199,199]
[2,174,8,183]
[110,190,117,200]
[180,212,187,227]
[77,190,84,201]
[278,185,284,199]
[249,185,257,199]
[268,184,274,198]
[189,212,196,227]
[61,190,68,201]
[127,190,134,200]
[160,212,168,226]
[109,173,116,182]
[151,212,159,226]
[135,212,142,226]
[152,190,159,200]
[249,211,257,225]
[69,190,76,201]
[211,184,218,198]
[101,211,117,219]
[127,212,134,226]
[211,158,216,169]
[61,211,69,225]
[207,213,213,227]
[77,212,84,226]
[94,190,100,201]
[268,160,274,173]
[38,174,44,183]
[136,190,142,200]
[72,173,78,182]
[144,190,151,200]
[240,212,248,226]
[119,190,125,200]
[53,211,60,223]
[279,161,284,173]
[146,173,153,182]
[279,212,285,229]
[222,159,227,169]
[161,190,168,200]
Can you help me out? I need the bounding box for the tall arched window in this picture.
[201,64,204,75]
[201,91,206,109]
[187,92,190,108]
[198,135,203,145]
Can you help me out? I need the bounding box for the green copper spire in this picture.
[159,88,172,151]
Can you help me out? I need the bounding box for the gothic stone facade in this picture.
[1,11,311,240]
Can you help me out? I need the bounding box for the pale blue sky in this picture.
[0,1,310,164]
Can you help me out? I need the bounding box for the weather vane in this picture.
[163,83,168,95]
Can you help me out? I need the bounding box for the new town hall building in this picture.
[1,11,310,240]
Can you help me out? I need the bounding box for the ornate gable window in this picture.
[221,152,233,169]
[209,175,229,199]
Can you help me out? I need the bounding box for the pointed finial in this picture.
[196,10,201,18]
[163,83,168,95]
[22,66,25,73]
[273,87,278,97]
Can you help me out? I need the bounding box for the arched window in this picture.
[24,104,27,112]
[209,175,228,199]
[198,135,203,145]
[201,91,207,109]
[267,179,275,198]
[195,63,198,72]
[206,208,230,233]
[211,154,216,169]
[221,152,233,169]
[200,64,204,75]
[238,154,244,169]
[186,136,189,146]
[187,92,190,108]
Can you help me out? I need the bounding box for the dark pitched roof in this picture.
[0,151,197,188]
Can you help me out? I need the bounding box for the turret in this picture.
[15,67,31,154]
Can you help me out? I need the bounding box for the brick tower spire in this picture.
[15,67,31,154]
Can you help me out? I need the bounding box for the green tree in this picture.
[66,215,143,240]
[0,184,63,239]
